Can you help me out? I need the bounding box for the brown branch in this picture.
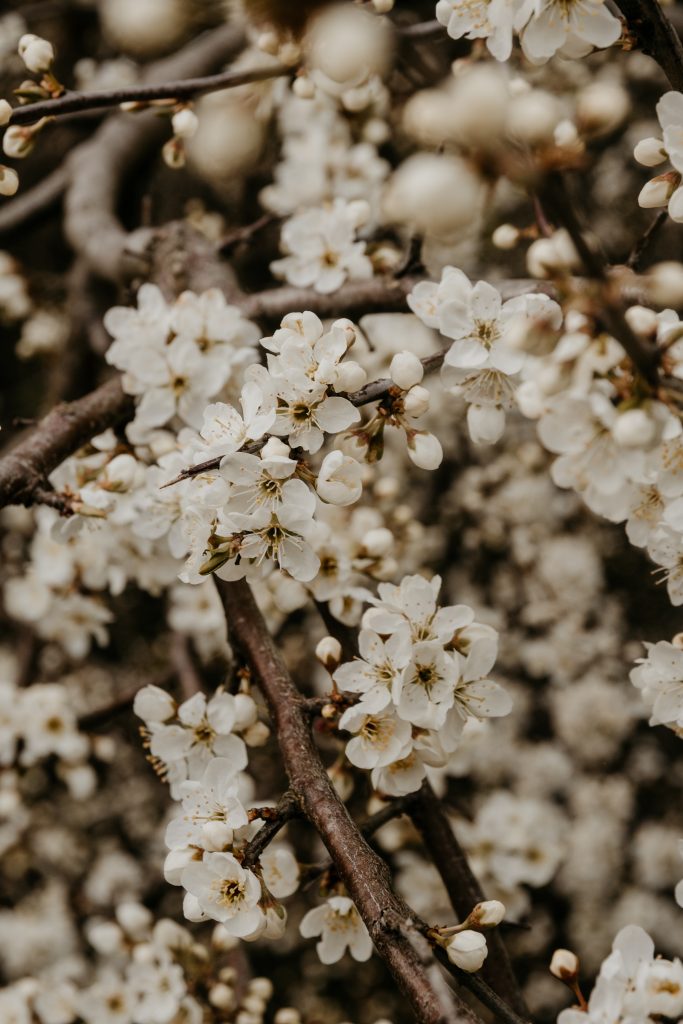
[217,577,482,1024]
[170,633,203,700]
[0,376,132,509]
[8,65,288,127]
[242,791,300,870]
[409,782,528,1017]
[614,0,683,91]
[626,210,668,271]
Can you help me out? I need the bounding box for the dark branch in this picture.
[409,782,528,1017]
[242,792,300,870]
[217,577,482,1024]
[0,376,132,510]
[8,65,289,126]
[614,0,683,91]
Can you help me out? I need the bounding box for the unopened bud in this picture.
[639,172,680,209]
[492,224,519,250]
[335,360,367,392]
[209,983,235,1010]
[202,820,233,851]
[634,137,668,168]
[243,721,270,747]
[0,165,19,196]
[407,430,443,470]
[646,261,683,307]
[171,107,198,139]
[468,900,506,928]
[390,351,424,390]
[403,384,431,418]
[0,100,11,127]
[363,527,394,557]
[315,635,342,672]
[672,631,683,649]
[550,948,579,981]
[625,304,658,337]
[446,930,488,972]
[18,33,55,74]
[293,75,315,100]
[3,125,37,160]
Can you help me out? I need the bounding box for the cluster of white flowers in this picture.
[435,0,622,65]
[134,684,306,943]
[104,285,260,442]
[409,267,562,444]
[0,676,94,792]
[630,638,683,735]
[0,905,276,1024]
[333,573,512,795]
[558,925,683,1024]
[271,198,373,295]
[636,92,683,223]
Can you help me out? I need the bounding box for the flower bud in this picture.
[306,4,392,85]
[316,635,342,672]
[183,892,207,922]
[549,948,579,981]
[613,408,656,448]
[243,721,270,747]
[383,153,485,237]
[18,33,55,74]
[274,1011,301,1024]
[335,360,367,392]
[624,305,658,337]
[317,450,363,506]
[249,978,274,1000]
[293,75,316,100]
[407,431,443,470]
[261,436,291,460]
[209,983,235,1010]
[634,136,668,167]
[3,126,36,160]
[234,693,258,730]
[390,351,424,390]
[134,684,175,723]
[446,930,488,972]
[576,82,629,137]
[116,901,152,936]
[403,384,431,418]
[363,527,394,557]
[373,0,394,9]
[468,900,506,928]
[507,90,562,147]
[0,100,11,127]
[646,261,683,307]
[492,224,519,250]
[172,107,198,139]
[639,172,680,209]
[0,165,19,196]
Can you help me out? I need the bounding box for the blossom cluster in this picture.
[333,573,512,795]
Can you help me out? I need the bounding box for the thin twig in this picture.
[242,792,300,869]
[8,64,290,126]
[626,209,668,271]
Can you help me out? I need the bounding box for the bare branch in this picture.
[242,792,300,870]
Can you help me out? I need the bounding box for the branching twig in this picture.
[8,65,288,126]
[614,0,683,91]
[242,792,300,870]
[217,577,483,1024]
